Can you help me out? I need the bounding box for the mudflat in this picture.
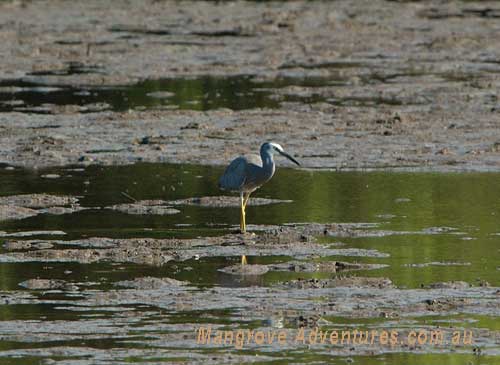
[0,0,499,170]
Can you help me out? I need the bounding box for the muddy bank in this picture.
[106,200,180,216]
[0,194,293,222]
[0,223,391,265]
[0,194,85,221]
[0,194,78,208]
[218,260,387,276]
[167,196,293,207]
[1,274,498,362]
[2,103,500,172]
[1,221,478,265]
[0,218,498,362]
[104,195,292,215]
[0,1,500,171]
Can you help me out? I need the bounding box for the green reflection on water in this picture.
[0,164,499,364]
[0,75,336,113]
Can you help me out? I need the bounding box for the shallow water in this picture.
[1,164,499,287]
[0,74,334,113]
[3,59,477,113]
[0,164,499,363]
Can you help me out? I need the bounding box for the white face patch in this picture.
[269,142,284,152]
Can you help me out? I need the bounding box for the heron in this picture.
[218,142,300,265]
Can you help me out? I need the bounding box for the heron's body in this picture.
[218,142,300,264]
[218,152,275,193]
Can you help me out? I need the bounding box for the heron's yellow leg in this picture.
[241,193,253,265]
[239,192,255,265]
[241,192,250,234]
[240,193,247,265]
[240,193,246,233]
[243,192,251,209]
[242,203,246,232]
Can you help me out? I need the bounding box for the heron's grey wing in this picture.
[240,154,268,189]
[218,156,247,191]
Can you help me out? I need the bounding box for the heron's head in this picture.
[261,142,300,166]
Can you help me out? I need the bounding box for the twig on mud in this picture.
[121,191,137,202]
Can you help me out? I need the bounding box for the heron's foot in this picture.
[237,229,255,236]
[241,255,247,265]
[230,227,252,235]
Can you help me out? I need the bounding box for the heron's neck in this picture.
[261,151,275,171]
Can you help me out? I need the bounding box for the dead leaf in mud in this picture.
[291,314,323,328]
[423,297,473,312]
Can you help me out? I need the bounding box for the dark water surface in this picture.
[0,60,453,113]
[0,164,499,363]
[0,75,332,113]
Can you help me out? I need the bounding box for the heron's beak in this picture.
[279,150,300,166]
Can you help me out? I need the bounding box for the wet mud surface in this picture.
[167,195,293,207]
[0,194,85,222]
[0,165,499,364]
[0,224,392,265]
[1,1,500,171]
[105,200,181,216]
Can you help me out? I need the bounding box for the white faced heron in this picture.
[219,142,300,264]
